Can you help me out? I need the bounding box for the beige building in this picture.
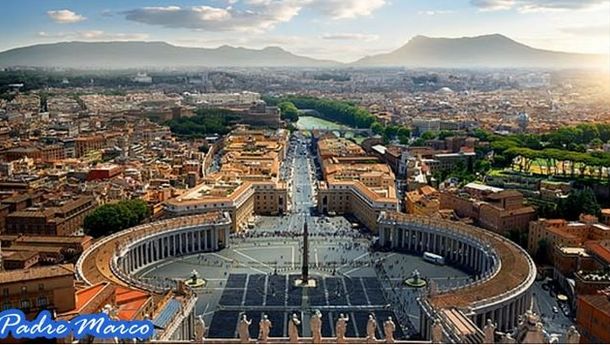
[440,183,536,236]
[528,215,610,258]
[0,264,76,317]
[406,185,440,217]
[164,128,289,232]
[316,136,398,233]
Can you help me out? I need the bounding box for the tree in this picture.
[84,199,150,238]
[508,229,528,249]
[474,159,492,175]
[371,122,384,135]
[590,138,604,150]
[383,125,398,138]
[535,239,550,264]
[165,108,238,137]
[278,101,299,122]
[277,96,377,128]
[420,131,437,140]
[557,189,601,221]
[397,126,411,138]
[198,143,210,153]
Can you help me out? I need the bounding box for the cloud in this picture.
[560,24,610,36]
[123,0,387,31]
[321,33,379,41]
[310,0,386,19]
[123,2,302,32]
[38,30,149,41]
[470,0,609,12]
[47,9,86,23]
[417,10,454,15]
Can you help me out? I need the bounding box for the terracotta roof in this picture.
[0,264,74,284]
[3,250,38,261]
[579,293,610,317]
[585,241,610,264]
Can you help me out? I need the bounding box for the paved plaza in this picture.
[137,132,472,340]
[137,222,471,339]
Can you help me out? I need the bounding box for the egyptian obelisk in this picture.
[302,220,309,282]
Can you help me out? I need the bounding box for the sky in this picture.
[1,0,609,62]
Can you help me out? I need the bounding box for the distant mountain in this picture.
[353,34,606,69]
[0,41,338,68]
[0,35,606,69]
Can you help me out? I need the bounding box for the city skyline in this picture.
[1,0,609,62]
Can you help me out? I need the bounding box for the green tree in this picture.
[84,199,150,238]
[420,131,438,140]
[198,143,210,153]
[278,101,299,122]
[384,125,399,138]
[557,189,601,221]
[371,122,384,135]
[397,126,411,138]
[535,239,550,264]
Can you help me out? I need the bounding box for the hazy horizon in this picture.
[1,0,609,63]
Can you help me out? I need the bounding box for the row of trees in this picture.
[266,95,377,128]
[267,95,415,144]
[84,199,150,238]
[506,147,610,179]
[165,108,239,137]
[371,123,411,145]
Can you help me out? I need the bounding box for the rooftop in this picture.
[0,264,74,284]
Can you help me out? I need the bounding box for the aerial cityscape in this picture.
[0,0,609,344]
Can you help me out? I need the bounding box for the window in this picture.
[20,299,30,309]
[37,296,48,308]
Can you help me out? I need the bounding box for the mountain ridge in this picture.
[0,41,339,68]
[353,34,605,68]
[0,34,606,69]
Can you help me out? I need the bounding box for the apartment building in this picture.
[440,183,536,236]
[316,136,399,233]
[0,264,76,317]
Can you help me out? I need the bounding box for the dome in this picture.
[437,87,454,94]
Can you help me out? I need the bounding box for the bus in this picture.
[423,252,445,265]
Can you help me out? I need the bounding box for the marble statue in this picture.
[310,310,322,344]
[102,304,120,321]
[288,313,301,344]
[259,314,272,343]
[194,315,206,343]
[366,314,377,343]
[431,318,443,344]
[501,334,516,344]
[565,326,580,344]
[335,313,349,343]
[429,279,438,297]
[238,314,252,344]
[383,316,396,344]
[483,319,496,344]
[511,307,548,344]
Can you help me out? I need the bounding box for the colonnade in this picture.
[379,223,497,277]
[377,213,536,337]
[119,225,226,274]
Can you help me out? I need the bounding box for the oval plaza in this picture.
[76,129,536,343]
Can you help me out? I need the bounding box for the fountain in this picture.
[184,269,207,288]
[404,269,427,288]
